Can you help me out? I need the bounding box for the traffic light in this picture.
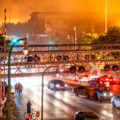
[91,55,96,60]
[85,55,89,59]
[104,64,119,71]
[57,55,62,61]
[78,66,85,73]
[70,66,76,73]
[63,55,69,60]
[104,65,110,71]
[112,65,119,71]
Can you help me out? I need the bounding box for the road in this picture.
[13,77,120,120]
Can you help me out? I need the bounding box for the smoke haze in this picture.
[0,0,120,23]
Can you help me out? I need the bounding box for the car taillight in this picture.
[91,92,93,96]
[99,81,103,84]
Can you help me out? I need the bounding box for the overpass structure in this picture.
[0,44,120,78]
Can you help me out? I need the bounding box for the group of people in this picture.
[15,82,23,96]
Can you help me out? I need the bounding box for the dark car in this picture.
[72,86,94,98]
[94,87,113,102]
[74,111,99,120]
[47,79,68,91]
[72,86,87,96]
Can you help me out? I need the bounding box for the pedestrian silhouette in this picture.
[27,101,32,113]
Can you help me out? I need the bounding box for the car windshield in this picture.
[52,80,63,83]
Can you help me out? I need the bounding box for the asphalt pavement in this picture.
[14,85,120,120]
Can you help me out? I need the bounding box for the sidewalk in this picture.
[0,97,6,119]
[0,97,19,120]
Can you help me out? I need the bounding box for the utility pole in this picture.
[0,69,2,116]
[105,0,107,33]
[74,26,77,50]
[0,23,2,34]
[3,8,7,98]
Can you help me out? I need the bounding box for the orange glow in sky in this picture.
[0,0,120,24]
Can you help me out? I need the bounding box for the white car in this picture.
[111,96,120,108]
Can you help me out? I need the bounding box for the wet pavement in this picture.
[14,85,120,120]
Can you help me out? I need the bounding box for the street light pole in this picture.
[105,0,108,33]
[74,26,77,50]
[6,38,28,120]
[41,66,58,120]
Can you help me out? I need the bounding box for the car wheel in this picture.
[32,113,36,120]
[86,93,89,99]
[75,92,78,96]
[93,93,97,101]
[112,102,116,108]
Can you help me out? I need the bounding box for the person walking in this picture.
[15,83,18,94]
[18,83,23,96]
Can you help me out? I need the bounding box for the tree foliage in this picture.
[93,26,120,44]
[92,26,120,50]
[81,33,99,50]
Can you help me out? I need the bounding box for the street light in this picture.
[74,26,77,46]
[41,66,58,120]
[6,37,28,120]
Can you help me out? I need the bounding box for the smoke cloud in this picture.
[0,0,120,23]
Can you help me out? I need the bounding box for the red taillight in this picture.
[106,78,109,81]
[99,81,103,84]
[91,92,93,96]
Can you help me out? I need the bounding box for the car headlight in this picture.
[56,84,60,88]
[103,93,107,96]
[110,92,113,96]
[64,84,68,87]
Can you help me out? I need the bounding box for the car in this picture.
[111,96,120,108]
[72,86,94,98]
[74,110,99,120]
[72,86,87,96]
[93,87,113,102]
[47,79,68,91]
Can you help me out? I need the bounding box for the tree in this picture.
[92,26,120,50]
[81,33,99,50]
[106,26,120,43]
[93,26,120,44]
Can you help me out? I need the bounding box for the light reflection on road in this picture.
[13,76,120,120]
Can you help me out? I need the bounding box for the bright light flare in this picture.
[110,92,113,96]
[103,93,107,96]
[56,84,60,88]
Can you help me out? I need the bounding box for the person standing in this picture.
[27,101,32,114]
